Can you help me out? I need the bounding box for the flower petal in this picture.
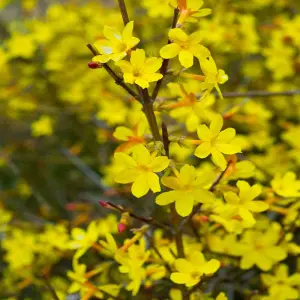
[246,201,269,212]
[210,114,223,137]
[197,124,212,141]
[194,142,211,158]
[132,145,151,165]
[168,28,189,42]
[122,21,134,40]
[211,148,227,170]
[216,128,236,143]
[151,156,169,172]
[114,152,137,167]
[155,191,178,205]
[147,172,161,193]
[161,176,181,189]
[179,164,196,186]
[224,191,240,204]
[175,259,193,272]
[170,273,189,284]
[175,195,194,216]
[103,26,122,41]
[144,57,163,73]
[116,60,133,73]
[179,50,194,68]
[160,43,181,59]
[131,173,149,198]
[216,143,241,154]
[202,259,220,274]
[131,49,145,67]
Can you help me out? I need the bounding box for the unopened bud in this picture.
[98,200,109,208]
[88,61,102,69]
[118,223,127,233]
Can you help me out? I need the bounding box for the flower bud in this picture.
[98,200,109,208]
[88,61,102,69]
[118,223,127,233]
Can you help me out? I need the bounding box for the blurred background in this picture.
[1,0,300,299]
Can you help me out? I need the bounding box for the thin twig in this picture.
[43,278,60,300]
[118,0,130,25]
[86,44,141,101]
[102,200,173,232]
[142,88,161,141]
[162,122,170,157]
[152,8,180,101]
[179,161,232,230]
[159,89,300,102]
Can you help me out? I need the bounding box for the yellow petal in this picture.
[114,152,137,167]
[161,176,181,189]
[169,28,189,42]
[210,114,223,137]
[211,148,227,170]
[216,128,236,143]
[156,191,177,205]
[246,201,269,212]
[114,168,139,183]
[113,126,133,141]
[132,145,151,165]
[115,60,133,73]
[194,142,211,158]
[144,57,163,73]
[216,143,241,154]
[135,78,149,89]
[202,259,220,274]
[224,192,240,204]
[160,43,181,59]
[170,273,189,284]
[147,172,161,193]
[179,50,194,68]
[103,26,122,41]
[151,156,169,172]
[175,195,193,216]
[131,173,149,197]
[175,259,193,272]
[122,20,134,40]
[179,164,196,185]
[197,124,212,141]
[131,49,145,67]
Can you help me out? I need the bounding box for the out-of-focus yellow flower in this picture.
[156,164,215,216]
[194,114,241,170]
[170,251,220,287]
[93,21,140,63]
[223,180,268,226]
[271,172,300,197]
[31,115,53,137]
[160,28,210,68]
[177,0,212,26]
[116,49,163,89]
[237,223,287,271]
[261,264,300,300]
[114,145,169,197]
[198,56,228,99]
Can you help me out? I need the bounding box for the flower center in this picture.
[117,42,127,52]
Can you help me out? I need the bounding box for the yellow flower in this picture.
[116,49,163,89]
[68,221,99,259]
[114,145,169,197]
[170,251,220,287]
[93,21,140,63]
[261,264,300,300]
[160,28,210,68]
[31,115,53,137]
[237,223,287,271]
[194,114,241,170]
[177,0,212,26]
[156,164,215,216]
[223,180,269,226]
[113,122,147,153]
[271,172,300,197]
[199,56,228,99]
[216,292,228,300]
